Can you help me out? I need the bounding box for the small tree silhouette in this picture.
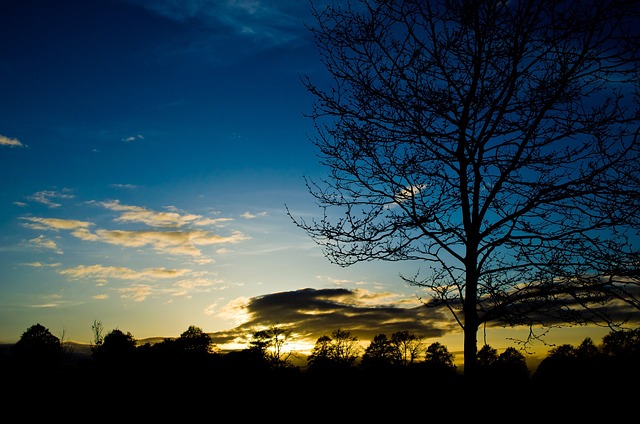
[178,325,215,355]
[307,329,361,374]
[10,323,63,375]
[361,333,401,371]
[423,341,457,381]
[249,325,297,368]
[91,328,137,371]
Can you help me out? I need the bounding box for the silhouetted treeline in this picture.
[2,323,639,415]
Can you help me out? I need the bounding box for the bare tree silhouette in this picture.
[288,0,640,381]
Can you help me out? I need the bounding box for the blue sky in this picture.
[0,0,612,361]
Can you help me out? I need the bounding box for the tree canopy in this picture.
[307,328,362,372]
[91,328,137,367]
[178,325,215,355]
[10,323,63,372]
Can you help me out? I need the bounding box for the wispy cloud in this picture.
[172,275,230,296]
[116,283,154,302]
[21,200,249,260]
[110,184,138,190]
[59,264,192,281]
[0,134,24,147]
[82,228,248,257]
[121,134,144,142]
[28,235,63,255]
[21,217,93,231]
[241,211,267,219]
[30,303,62,309]
[24,262,62,267]
[56,263,230,301]
[99,200,230,227]
[127,0,309,46]
[26,190,74,208]
[26,295,73,309]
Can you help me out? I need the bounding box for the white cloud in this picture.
[241,211,267,219]
[393,184,426,204]
[213,296,252,325]
[121,134,144,142]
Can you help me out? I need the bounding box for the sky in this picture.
[0,0,617,364]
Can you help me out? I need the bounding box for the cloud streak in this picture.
[74,228,248,258]
[100,200,230,227]
[58,264,192,281]
[21,217,93,231]
[241,211,267,219]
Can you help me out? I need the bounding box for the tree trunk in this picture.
[463,311,479,381]
[463,254,480,385]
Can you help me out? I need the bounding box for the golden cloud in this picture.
[58,264,192,281]
[21,217,93,231]
[100,200,232,227]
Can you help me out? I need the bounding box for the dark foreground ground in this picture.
[3,363,634,422]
